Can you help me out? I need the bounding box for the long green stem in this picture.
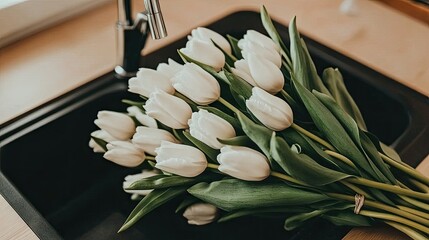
[380,153,429,186]
[270,171,312,187]
[326,193,429,228]
[291,123,335,151]
[359,210,429,235]
[385,221,428,240]
[324,150,357,169]
[145,156,155,161]
[341,181,372,199]
[410,178,429,193]
[218,97,241,114]
[398,205,429,220]
[346,178,429,201]
[399,195,429,211]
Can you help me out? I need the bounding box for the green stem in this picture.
[380,153,429,186]
[270,171,312,187]
[359,210,429,235]
[399,195,429,211]
[398,205,429,220]
[291,123,335,151]
[326,193,429,228]
[207,163,219,170]
[324,150,357,170]
[409,178,429,193]
[346,178,429,201]
[145,156,155,161]
[341,181,372,199]
[385,221,428,240]
[218,97,241,114]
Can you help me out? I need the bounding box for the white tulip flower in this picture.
[172,63,221,105]
[156,58,183,79]
[127,106,157,128]
[188,109,236,149]
[123,169,160,196]
[183,203,219,225]
[188,27,231,54]
[247,54,284,94]
[89,130,117,153]
[94,111,135,140]
[231,59,257,86]
[217,145,271,181]
[104,141,145,167]
[155,141,207,177]
[128,68,175,98]
[238,30,281,67]
[132,126,178,156]
[144,90,192,129]
[246,87,293,131]
[180,39,225,71]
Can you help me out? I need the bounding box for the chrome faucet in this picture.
[115,0,167,78]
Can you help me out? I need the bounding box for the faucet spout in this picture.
[144,0,168,39]
[115,0,168,78]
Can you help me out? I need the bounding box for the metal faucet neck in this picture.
[115,0,168,78]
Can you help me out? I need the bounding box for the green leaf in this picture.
[284,210,327,230]
[218,206,306,223]
[183,131,220,163]
[292,79,377,180]
[289,17,330,95]
[322,211,373,227]
[227,34,243,59]
[177,50,229,85]
[198,106,241,131]
[173,92,198,111]
[119,186,187,232]
[223,69,253,100]
[236,111,272,158]
[218,135,254,147]
[211,39,236,66]
[229,88,247,111]
[260,5,291,64]
[364,131,402,163]
[90,136,108,152]
[313,90,394,184]
[172,129,193,146]
[280,129,356,174]
[127,174,214,190]
[270,133,351,186]
[322,68,367,130]
[188,179,329,212]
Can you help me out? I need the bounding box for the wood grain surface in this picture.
[0,0,428,239]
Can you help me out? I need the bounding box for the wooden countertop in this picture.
[0,0,428,239]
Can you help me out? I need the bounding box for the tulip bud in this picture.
[238,30,281,68]
[104,141,145,167]
[183,203,219,225]
[155,141,207,177]
[127,106,157,128]
[247,54,284,94]
[123,169,160,196]
[231,59,257,86]
[144,90,192,129]
[94,111,135,140]
[89,130,116,153]
[188,27,231,54]
[246,87,293,131]
[180,39,225,71]
[188,109,236,149]
[156,58,183,79]
[217,145,270,181]
[172,63,221,105]
[128,68,175,98]
[132,126,178,156]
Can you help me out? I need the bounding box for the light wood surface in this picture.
[0,0,428,239]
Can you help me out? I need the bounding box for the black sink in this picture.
[1,11,428,240]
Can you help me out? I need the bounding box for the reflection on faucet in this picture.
[115,0,168,78]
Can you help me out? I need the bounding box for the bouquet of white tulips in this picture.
[89,6,429,239]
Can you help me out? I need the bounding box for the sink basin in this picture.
[1,11,428,240]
